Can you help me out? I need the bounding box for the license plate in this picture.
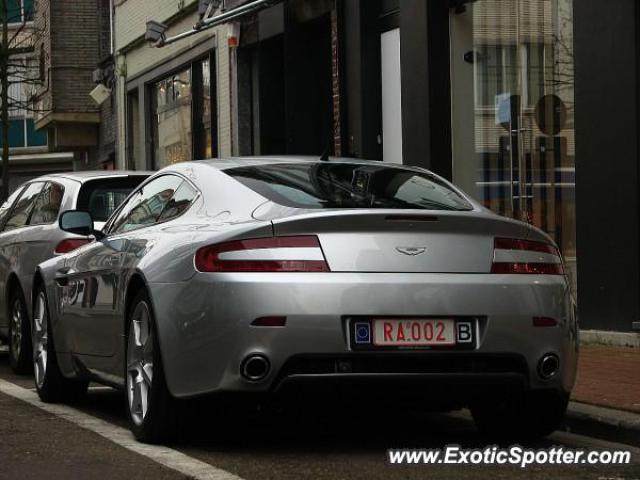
[373,319,456,347]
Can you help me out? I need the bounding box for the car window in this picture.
[76,176,149,222]
[29,182,65,226]
[0,187,25,229]
[4,182,45,231]
[110,175,183,234]
[157,181,198,222]
[226,163,474,211]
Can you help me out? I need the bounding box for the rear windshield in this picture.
[77,176,148,222]
[227,163,473,211]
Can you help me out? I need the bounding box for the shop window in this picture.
[450,0,577,294]
[475,43,556,108]
[154,68,193,167]
[475,45,518,108]
[151,57,216,169]
[200,59,214,159]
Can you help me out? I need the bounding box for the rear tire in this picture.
[9,287,32,375]
[471,390,569,440]
[33,286,88,403]
[125,290,179,443]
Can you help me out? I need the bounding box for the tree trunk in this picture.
[1,0,9,202]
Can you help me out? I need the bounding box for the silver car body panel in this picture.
[35,159,577,401]
[150,272,576,397]
[0,172,150,338]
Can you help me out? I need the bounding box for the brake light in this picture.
[55,238,92,254]
[195,236,330,272]
[491,237,564,275]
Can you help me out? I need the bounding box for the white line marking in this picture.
[0,378,244,480]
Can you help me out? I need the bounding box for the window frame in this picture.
[104,173,200,236]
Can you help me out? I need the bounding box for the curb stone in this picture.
[580,330,640,349]
[565,401,640,447]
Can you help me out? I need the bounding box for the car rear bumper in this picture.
[150,272,578,399]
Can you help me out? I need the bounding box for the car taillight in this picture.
[195,236,330,272]
[491,237,565,275]
[55,238,92,255]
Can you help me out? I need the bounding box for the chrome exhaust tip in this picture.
[241,354,270,382]
[538,354,560,380]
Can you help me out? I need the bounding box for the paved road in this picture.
[0,349,639,480]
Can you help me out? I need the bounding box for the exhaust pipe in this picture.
[241,354,270,382]
[538,354,560,380]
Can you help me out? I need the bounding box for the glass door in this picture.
[450,0,577,294]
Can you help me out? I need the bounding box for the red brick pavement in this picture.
[572,344,640,413]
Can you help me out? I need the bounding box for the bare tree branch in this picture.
[0,0,50,200]
[7,17,27,45]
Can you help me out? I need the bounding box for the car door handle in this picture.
[55,267,73,286]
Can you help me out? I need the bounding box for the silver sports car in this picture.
[0,171,149,374]
[33,157,578,443]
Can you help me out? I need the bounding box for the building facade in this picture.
[32,0,116,172]
[1,0,72,193]
[113,0,235,172]
[114,0,639,333]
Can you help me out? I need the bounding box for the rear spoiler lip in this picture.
[253,202,483,223]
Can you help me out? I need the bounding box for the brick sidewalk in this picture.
[572,344,640,413]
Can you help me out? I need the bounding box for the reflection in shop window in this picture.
[475,43,555,108]
[152,58,216,168]
[154,69,193,168]
[450,0,577,295]
[201,59,213,159]
[475,45,518,108]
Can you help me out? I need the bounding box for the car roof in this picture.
[34,170,153,184]
[196,156,398,171]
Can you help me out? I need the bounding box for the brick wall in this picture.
[34,0,117,168]
[49,1,101,114]
[33,0,52,116]
[97,0,117,166]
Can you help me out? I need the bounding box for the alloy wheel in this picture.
[126,301,154,426]
[10,298,23,362]
[33,292,49,389]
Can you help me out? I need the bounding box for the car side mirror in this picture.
[59,210,95,237]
